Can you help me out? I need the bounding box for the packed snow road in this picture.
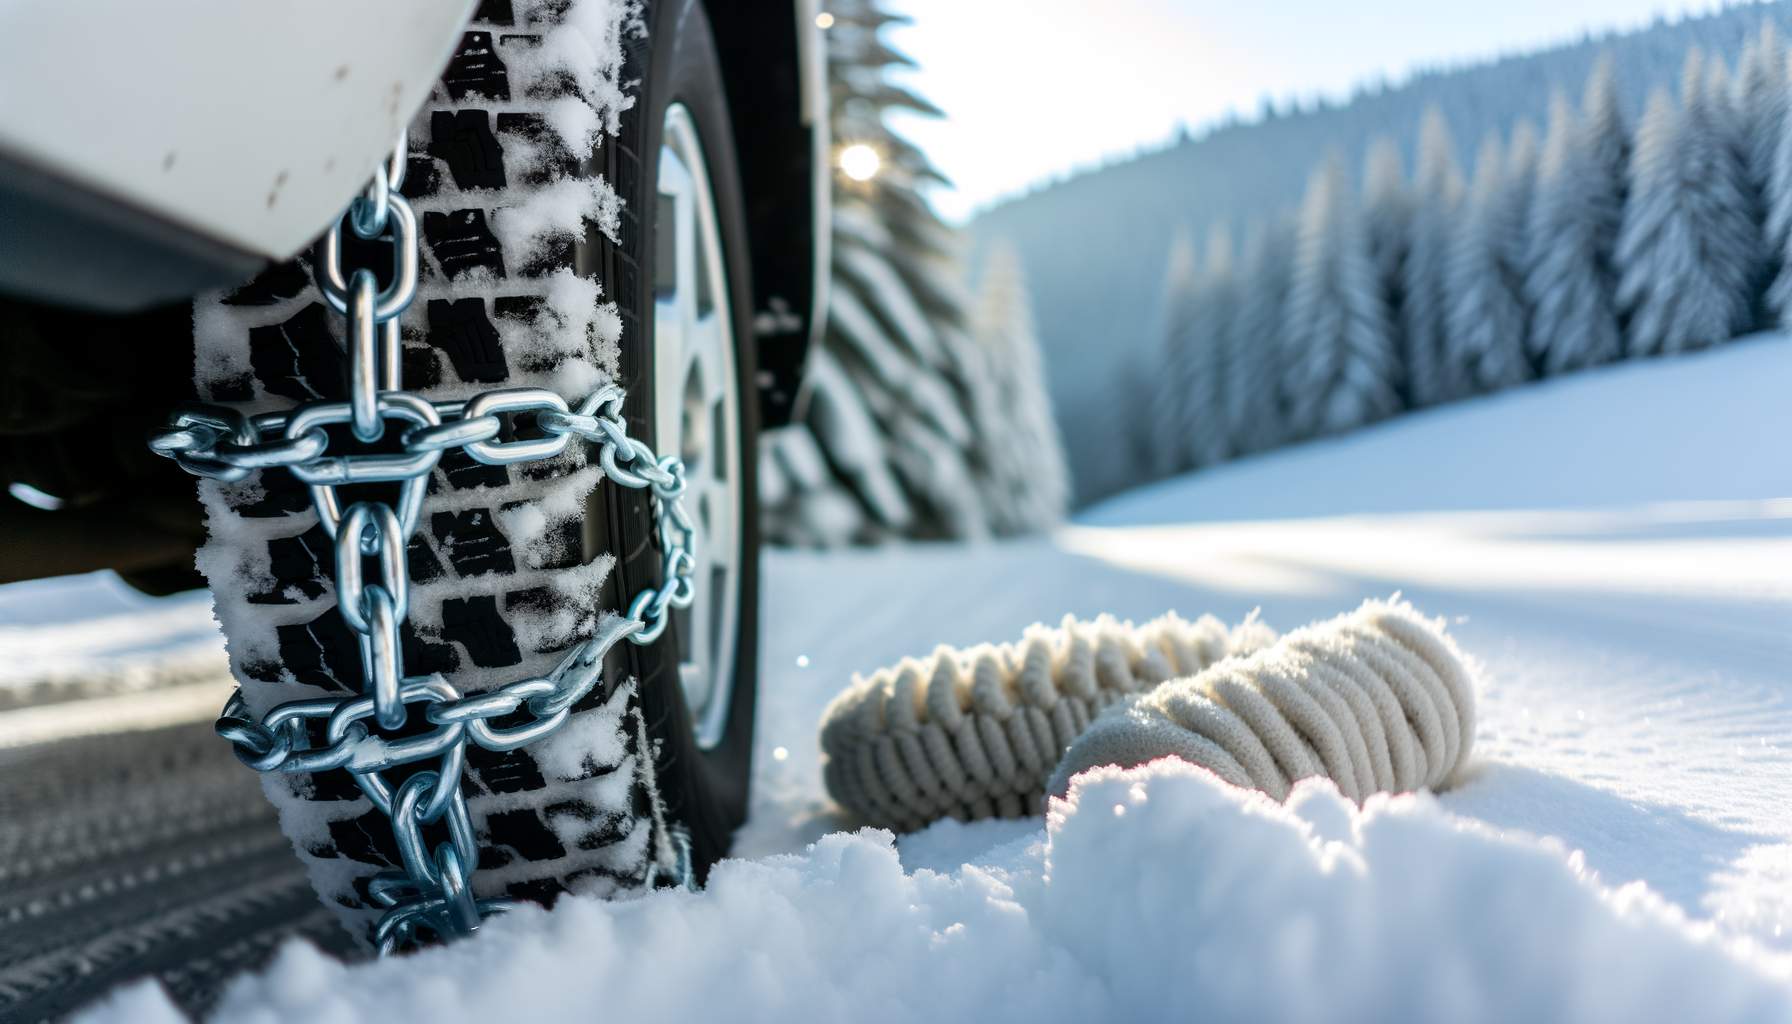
[0,721,356,1022]
[5,337,1791,1021]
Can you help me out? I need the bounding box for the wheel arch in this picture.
[703,0,829,429]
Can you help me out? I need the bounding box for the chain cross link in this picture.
[149,134,698,953]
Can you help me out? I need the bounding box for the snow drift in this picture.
[86,760,1792,1024]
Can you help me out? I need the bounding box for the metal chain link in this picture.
[150,134,698,954]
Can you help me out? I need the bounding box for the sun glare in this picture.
[840,143,881,182]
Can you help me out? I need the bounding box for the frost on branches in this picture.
[1146,232,1201,477]
[759,0,1068,546]
[1732,26,1783,322]
[1443,126,1536,394]
[1362,138,1414,385]
[1523,89,1624,376]
[1281,155,1400,440]
[1616,53,1756,357]
[1151,229,1236,474]
[1226,217,1296,457]
[1400,107,1468,407]
[968,244,1072,534]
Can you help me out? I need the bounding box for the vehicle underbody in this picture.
[0,296,206,590]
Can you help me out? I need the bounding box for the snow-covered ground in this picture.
[71,336,1792,1021]
[0,575,228,720]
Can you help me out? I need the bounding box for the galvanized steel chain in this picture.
[149,133,697,953]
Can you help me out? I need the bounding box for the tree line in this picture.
[1149,25,1792,478]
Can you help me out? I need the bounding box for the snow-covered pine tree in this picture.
[1281,154,1400,439]
[1732,23,1785,324]
[1361,138,1412,389]
[1583,53,1631,209]
[1523,89,1624,376]
[1617,54,1756,358]
[1444,132,1532,395]
[1147,231,1200,476]
[758,351,901,547]
[1151,227,1238,474]
[1185,226,1239,470]
[1227,216,1295,456]
[1706,53,1742,172]
[1767,46,1792,324]
[1734,23,1786,200]
[1503,120,1542,263]
[967,243,1071,533]
[1705,53,1772,332]
[760,0,1048,544]
[1400,106,1466,407]
[1112,352,1158,493]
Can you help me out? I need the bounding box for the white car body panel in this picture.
[0,0,478,263]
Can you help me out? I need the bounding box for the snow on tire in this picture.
[188,0,677,945]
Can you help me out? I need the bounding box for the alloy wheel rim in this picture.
[654,103,742,751]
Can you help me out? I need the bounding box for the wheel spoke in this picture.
[697,480,732,571]
[682,562,715,700]
[690,313,729,406]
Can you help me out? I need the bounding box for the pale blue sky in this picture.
[882,0,1727,222]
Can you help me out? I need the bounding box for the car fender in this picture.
[0,0,478,310]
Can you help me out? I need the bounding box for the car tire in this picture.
[591,0,761,882]
[186,0,758,945]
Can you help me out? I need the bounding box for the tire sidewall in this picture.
[627,0,761,870]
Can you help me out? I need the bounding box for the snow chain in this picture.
[148,135,697,955]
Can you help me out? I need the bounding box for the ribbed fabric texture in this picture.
[819,600,1478,833]
[1048,600,1477,802]
[819,612,1279,831]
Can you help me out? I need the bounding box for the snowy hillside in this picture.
[1089,330,1792,524]
[81,331,1792,1020]
[970,1,1792,501]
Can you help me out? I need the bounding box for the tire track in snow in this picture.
[0,720,358,1021]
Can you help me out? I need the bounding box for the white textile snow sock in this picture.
[1048,599,1478,802]
[819,612,1279,831]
